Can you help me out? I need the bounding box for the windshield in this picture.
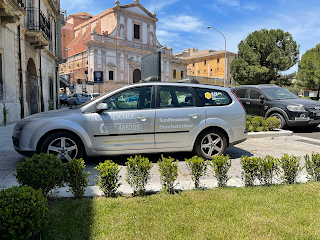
[261,87,299,100]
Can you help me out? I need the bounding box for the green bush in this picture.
[158,155,179,194]
[64,158,90,199]
[247,125,255,132]
[246,115,252,122]
[15,153,64,197]
[266,117,281,130]
[185,156,208,189]
[240,156,260,187]
[305,152,320,181]
[126,155,152,196]
[251,116,267,132]
[0,186,49,240]
[257,155,280,186]
[280,154,302,184]
[209,155,231,187]
[95,160,121,197]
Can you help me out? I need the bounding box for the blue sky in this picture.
[61,0,320,74]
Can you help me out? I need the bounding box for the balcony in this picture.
[25,7,51,49]
[0,0,25,24]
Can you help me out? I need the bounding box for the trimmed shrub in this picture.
[240,156,260,187]
[158,155,179,194]
[257,155,280,186]
[15,153,64,197]
[280,154,302,184]
[95,160,121,197]
[0,186,49,240]
[246,115,252,122]
[126,155,152,196]
[251,116,267,132]
[266,117,281,130]
[209,155,231,187]
[305,152,320,181]
[185,156,208,189]
[64,158,90,199]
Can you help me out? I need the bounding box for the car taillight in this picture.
[231,90,246,113]
[77,98,79,101]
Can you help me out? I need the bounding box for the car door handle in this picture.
[246,102,250,105]
[189,113,199,119]
[137,115,149,121]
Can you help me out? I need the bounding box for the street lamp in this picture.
[207,26,227,87]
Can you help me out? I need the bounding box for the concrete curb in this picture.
[248,129,293,138]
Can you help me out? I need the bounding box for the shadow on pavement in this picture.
[290,125,320,133]
[226,146,254,159]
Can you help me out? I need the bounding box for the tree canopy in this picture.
[230,29,299,85]
[297,44,320,99]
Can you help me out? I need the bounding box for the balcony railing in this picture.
[16,0,25,9]
[25,7,51,40]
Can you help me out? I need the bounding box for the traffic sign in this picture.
[94,71,103,84]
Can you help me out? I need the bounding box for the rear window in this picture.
[194,88,232,106]
[234,88,247,98]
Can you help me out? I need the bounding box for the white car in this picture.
[67,93,90,106]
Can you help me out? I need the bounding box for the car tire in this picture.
[270,113,287,129]
[194,128,227,160]
[40,132,84,162]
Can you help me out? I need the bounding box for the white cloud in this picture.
[158,14,204,33]
[210,0,260,12]
[145,0,180,13]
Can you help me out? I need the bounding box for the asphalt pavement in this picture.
[1,122,320,197]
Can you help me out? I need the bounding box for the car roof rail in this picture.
[139,76,161,82]
[177,78,200,84]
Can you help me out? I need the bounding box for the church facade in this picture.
[60,0,178,93]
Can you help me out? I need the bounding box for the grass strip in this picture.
[43,182,320,239]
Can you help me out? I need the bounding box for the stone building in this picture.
[174,48,237,87]
[0,0,63,125]
[59,0,177,93]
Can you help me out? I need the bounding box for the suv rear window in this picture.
[194,88,232,106]
[234,88,247,98]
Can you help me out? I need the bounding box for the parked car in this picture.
[89,93,100,99]
[13,81,247,161]
[67,93,90,106]
[232,84,320,129]
[59,94,69,105]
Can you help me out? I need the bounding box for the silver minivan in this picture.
[13,82,247,161]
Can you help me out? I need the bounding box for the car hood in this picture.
[271,98,320,106]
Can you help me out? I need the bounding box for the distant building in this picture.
[0,0,63,125]
[174,48,237,87]
[59,0,175,93]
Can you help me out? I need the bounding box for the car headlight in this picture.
[287,105,306,112]
[14,119,32,131]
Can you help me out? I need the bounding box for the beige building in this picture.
[174,48,237,87]
[0,0,63,125]
[59,0,177,93]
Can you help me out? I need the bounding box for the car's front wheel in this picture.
[194,129,227,159]
[40,132,84,162]
[270,113,287,129]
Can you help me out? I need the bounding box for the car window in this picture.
[159,86,195,108]
[261,87,299,100]
[194,88,232,106]
[235,89,247,98]
[248,89,262,100]
[102,86,152,111]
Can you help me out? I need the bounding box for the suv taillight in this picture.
[231,90,246,113]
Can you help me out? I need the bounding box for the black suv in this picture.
[232,85,320,129]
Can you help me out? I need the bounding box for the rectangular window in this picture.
[217,58,220,64]
[193,63,194,67]
[204,60,206,65]
[109,71,114,80]
[134,24,140,39]
[204,70,206,74]
[0,53,2,93]
[173,70,176,79]
[194,88,232,106]
[159,86,195,108]
[181,71,183,79]
[49,78,54,101]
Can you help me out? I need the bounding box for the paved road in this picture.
[292,124,320,140]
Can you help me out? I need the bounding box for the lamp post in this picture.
[207,26,227,87]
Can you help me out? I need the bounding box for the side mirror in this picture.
[259,95,265,103]
[96,103,108,113]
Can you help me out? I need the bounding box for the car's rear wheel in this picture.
[40,132,83,162]
[270,113,287,129]
[194,129,227,159]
